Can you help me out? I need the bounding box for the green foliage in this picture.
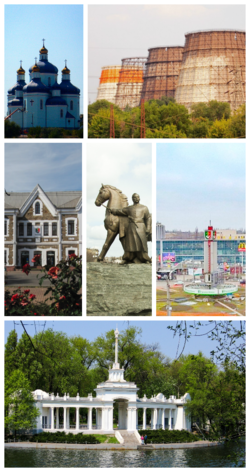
[26,127,82,138]
[5,120,21,138]
[29,431,101,444]
[88,99,245,138]
[139,429,200,443]
[5,370,39,435]
[38,254,82,315]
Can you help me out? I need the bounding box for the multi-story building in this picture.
[157,228,246,268]
[5,185,82,269]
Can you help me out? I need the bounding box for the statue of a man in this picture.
[108,193,151,263]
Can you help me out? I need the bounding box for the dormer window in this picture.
[48,77,51,86]
[60,109,63,118]
[33,199,43,216]
[70,100,73,110]
[35,202,40,214]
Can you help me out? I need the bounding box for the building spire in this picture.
[114,327,119,364]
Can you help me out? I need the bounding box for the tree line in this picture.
[88,98,245,139]
[5,325,245,438]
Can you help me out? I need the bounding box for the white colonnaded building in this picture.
[32,329,191,434]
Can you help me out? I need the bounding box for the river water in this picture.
[5,441,245,468]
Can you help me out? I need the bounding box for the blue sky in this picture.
[5,143,82,192]
[5,4,83,114]
[157,143,245,231]
[4,320,243,362]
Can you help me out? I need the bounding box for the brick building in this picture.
[5,184,82,269]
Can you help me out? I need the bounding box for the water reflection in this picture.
[5,441,245,468]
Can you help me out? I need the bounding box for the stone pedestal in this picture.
[87,262,152,316]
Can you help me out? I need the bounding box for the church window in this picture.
[70,100,73,110]
[40,100,43,110]
[52,223,57,236]
[68,220,75,235]
[4,220,7,236]
[60,109,63,118]
[4,250,7,265]
[44,223,49,236]
[27,223,32,236]
[35,201,40,214]
[19,223,24,236]
[48,77,51,86]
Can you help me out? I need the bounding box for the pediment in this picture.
[19,184,57,217]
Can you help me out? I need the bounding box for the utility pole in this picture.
[140,99,145,138]
[110,104,115,138]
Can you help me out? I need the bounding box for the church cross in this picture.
[42,38,46,47]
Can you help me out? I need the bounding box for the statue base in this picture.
[87,262,152,316]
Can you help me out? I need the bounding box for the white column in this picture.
[76,407,79,430]
[151,409,154,429]
[169,409,172,430]
[136,409,138,428]
[50,407,54,430]
[66,408,70,429]
[56,408,59,429]
[161,408,165,430]
[88,407,93,430]
[63,407,67,430]
[154,408,157,429]
[58,212,62,261]
[143,408,147,430]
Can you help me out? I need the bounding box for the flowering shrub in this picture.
[5,288,38,315]
[39,254,82,315]
[5,254,82,316]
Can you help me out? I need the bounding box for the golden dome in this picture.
[31,64,40,73]
[40,45,48,54]
[62,65,70,74]
[17,66,25,75]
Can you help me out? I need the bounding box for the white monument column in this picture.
[136,408,138,428]
[161,409,165,430]
[114,327,119,366]
[76,407,80,430]
[56,408,59,429]
[50,407,54,430]
[63,407,67,430]
[143,408,147,429]
[88,407,93,430]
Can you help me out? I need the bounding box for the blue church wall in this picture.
[46,105,67,128]
[8,108,24,128]
[23,93,48,128]
[62,95,79,123]
[39,73,58,87]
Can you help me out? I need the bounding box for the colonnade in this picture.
[137,407,174,430]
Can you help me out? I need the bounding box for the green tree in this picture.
[4,120,21,138]
[191,101,231,122]
[5,370,39,436]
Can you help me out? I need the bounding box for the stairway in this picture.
[119,430,141,447]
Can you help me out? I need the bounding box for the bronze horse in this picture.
[95,184,152,262]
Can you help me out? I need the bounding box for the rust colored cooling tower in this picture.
[175,30,246,111]
[140,46,184,102]
[96,66,121,103]
[115,57,147,109]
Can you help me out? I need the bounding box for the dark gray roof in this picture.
[5,190,81,210]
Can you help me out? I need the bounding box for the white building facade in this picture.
[5,184,82,269]
[32,330,191,433]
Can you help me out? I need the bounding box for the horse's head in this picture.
[95,184,111,207]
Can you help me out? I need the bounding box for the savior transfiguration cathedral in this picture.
[7,41,80,130]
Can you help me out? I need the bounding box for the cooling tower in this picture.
[115,57,147,109]
[175,30,246,111]
[96,66,121,103]
[140,46,184,102]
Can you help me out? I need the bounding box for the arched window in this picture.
[70,100,73,110]
[40,99,43,110]
[35,201,40,214]
[48,77,51,86]
[60,109,63,118]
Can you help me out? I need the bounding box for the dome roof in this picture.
[17,65,25,75]
[29,59,58,75]
[23,78,49,94]
[8,81,26,95]
[31,63,40,73]
[51,81,61,91]
[46,97,67,106]
[59,81,80,95]
[40,45,48,54]
[8,98,23,107]
[62,65,70,75]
